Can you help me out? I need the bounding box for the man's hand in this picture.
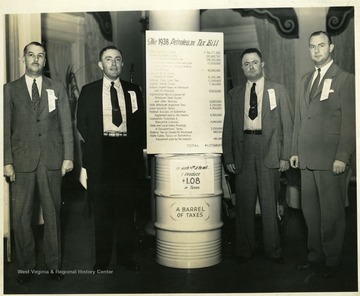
[290,155,299,169]
[4,164,15,182]
[226,163,236,174]
[333,160,346,175]
[61,160,74,176]
[279,160,290,172]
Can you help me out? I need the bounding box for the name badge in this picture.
[320,79,333,101]
[267,89,277,110]
[128,91,138,113]
[46,89,58,112]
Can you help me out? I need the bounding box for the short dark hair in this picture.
[23,41,46,56]
[309,31,333,45]
[241,48,262,62]
[99,46,123,61]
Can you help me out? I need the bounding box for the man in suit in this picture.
[222,48,293,264]
[3,41,74,284]
[77,46,146,272]
[290,31,355,278]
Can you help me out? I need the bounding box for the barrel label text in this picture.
[170,159,215,194]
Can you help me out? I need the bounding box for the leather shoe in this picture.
[49,270,64,281]
[118,259,140,271]
[295,260,323,271]
[17,274,32,285]
[269,257,284,264]
[295,261,311,270]
[323,266,339,278]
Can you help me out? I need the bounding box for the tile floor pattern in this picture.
[3,177,358,294]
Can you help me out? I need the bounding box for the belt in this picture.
[244,130,262,135]
[103,131,127,137]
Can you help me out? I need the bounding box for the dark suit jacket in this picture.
[76,78,146,174]
[222,79,294,174]
[291,63,355,170]
[4,75,74,172]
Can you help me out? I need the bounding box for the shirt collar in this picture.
[246,76,264,89]
[315,59,333,74]
[103,76,121,89]
[25,74,43,85]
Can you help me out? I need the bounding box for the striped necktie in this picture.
[32,79,40,114]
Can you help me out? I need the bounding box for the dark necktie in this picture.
[249,82,257,120]
[309,68,321,101]
[110,82,122,127]
[32,79,40,114]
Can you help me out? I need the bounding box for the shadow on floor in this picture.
[3,178,358,294]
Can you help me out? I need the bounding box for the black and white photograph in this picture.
[1,0,358,295]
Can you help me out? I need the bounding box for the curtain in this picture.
[5,14,41,82]
[332,17,355,74]
[84,13,112,83]
[332,17,356,180]
[46,41,71,88]
[254,18,296,104]
[5,15,20,82]
[226,51,247,90]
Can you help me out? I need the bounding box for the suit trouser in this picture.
[301,169,347,267]
[234,134,281,259]
[88,136,138,268]
[11,158,62,270]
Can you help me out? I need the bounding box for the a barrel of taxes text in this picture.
[154,154,223,269]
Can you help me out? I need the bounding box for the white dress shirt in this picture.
[311,59,333,87]
[102,76,127,133]
[25,75,42,100]
[244,77,264,131]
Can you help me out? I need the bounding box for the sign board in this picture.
[146,30,224,154]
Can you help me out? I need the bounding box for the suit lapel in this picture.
[304,73,313,108]
[39,76,51,116]
[308,63,339,105]
[122,83,132,116]
[16,76,38,116]
[238,86,246,124]
[262,80,270,119]
[312,63,339,100]
[121,81,132,132]
[97,80,105,132]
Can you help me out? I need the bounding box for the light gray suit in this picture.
[222,79,293,259]
[291,63,355,267]
[4,75,73,270]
